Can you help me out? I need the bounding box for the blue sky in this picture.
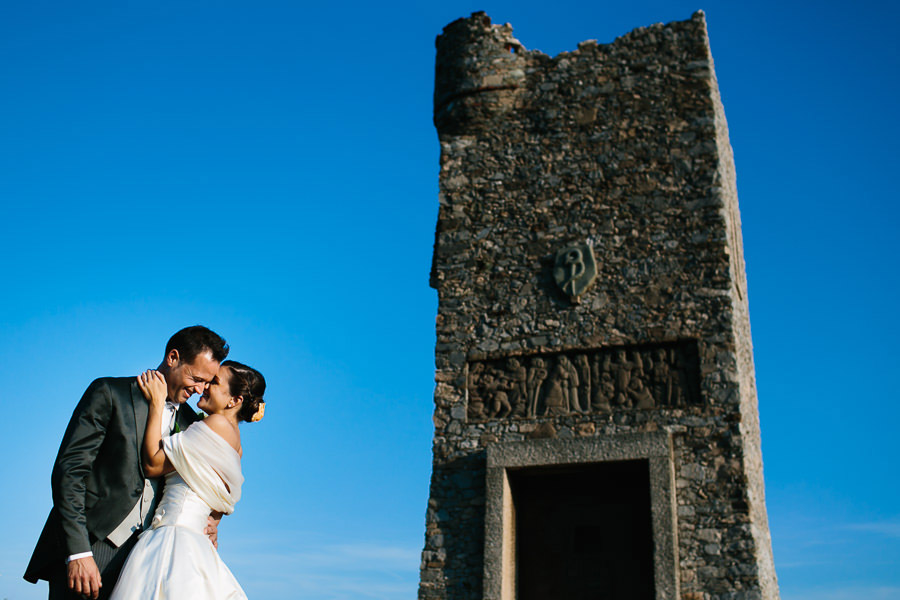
[1,1,897,599]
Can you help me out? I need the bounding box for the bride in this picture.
[109,360,265,600]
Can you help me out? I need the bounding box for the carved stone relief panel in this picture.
[466,340,701,422]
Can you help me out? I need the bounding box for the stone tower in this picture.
[420,11,778,600]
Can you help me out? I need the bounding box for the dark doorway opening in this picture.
[509,460,655,600]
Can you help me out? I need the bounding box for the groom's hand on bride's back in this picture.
[206,512,223,549]
[68,556,101,599]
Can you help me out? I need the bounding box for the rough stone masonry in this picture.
[420,11,778,600]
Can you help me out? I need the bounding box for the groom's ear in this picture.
[165,349,180,367]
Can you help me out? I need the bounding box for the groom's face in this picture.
[165,349,220,404]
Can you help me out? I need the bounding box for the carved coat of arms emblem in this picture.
[553,243,597,302]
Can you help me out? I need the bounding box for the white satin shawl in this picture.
[163,420,243,514]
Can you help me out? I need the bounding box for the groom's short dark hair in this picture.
[165,326,229,363]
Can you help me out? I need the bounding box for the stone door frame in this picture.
[483,432,680,600]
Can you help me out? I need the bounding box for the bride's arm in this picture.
[137,370,175,477]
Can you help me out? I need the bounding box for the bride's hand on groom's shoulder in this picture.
[137,370,168,407]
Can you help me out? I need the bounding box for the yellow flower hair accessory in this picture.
[250,401,265,422]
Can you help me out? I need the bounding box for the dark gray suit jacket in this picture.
[24,376,198,583]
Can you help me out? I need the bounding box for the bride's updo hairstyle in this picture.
[222,360,266,423]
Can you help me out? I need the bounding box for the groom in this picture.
[24,326,229,600]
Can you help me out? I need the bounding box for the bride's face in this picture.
[197,365,237,415]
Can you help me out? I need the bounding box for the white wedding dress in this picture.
[110,421,246,600]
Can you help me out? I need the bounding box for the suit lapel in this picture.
[130,380,149,478]
[176,403,200,431]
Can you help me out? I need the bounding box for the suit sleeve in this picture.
[51,378,113,555]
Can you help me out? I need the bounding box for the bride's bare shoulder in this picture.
[202,414,241,454]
